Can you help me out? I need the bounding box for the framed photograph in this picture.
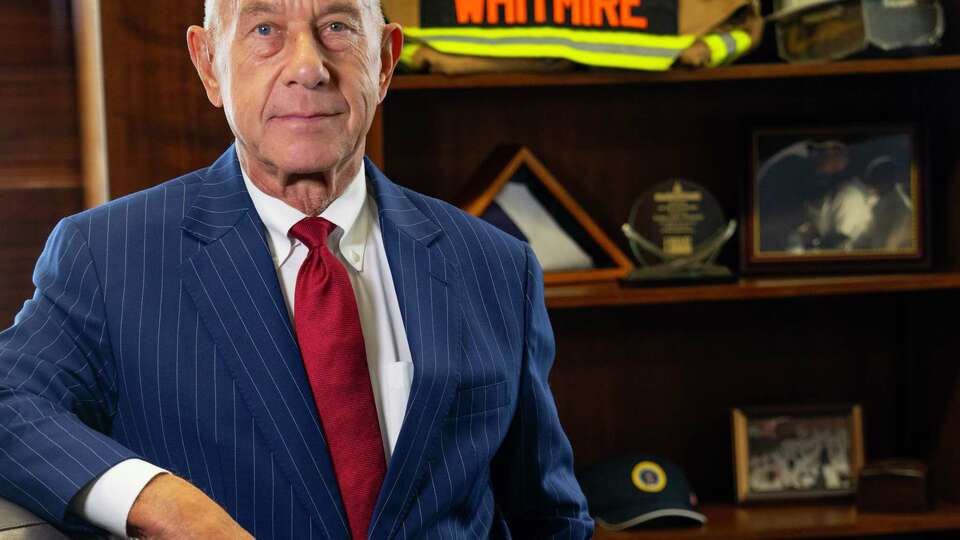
[742,125,929,274]
[460,145,634,285]
[731,404,865,503]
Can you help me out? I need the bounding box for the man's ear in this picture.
[377,23,404,103]
[187,26,224,108]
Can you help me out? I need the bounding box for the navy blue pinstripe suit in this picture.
[0,146,593,539]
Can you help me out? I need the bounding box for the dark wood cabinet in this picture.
[367,58,960,539]
[0,1,83,326]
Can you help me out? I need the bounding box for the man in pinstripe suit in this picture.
[0,0,593,538]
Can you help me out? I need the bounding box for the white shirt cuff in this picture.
[70,458,169,539]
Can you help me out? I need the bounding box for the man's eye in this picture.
[328,22,347,32]
[255,24,273,36]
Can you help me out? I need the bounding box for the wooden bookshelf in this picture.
[592,504,960,540]
[391,55,960,90]
[544,273,960,309]
[381,62,960,536]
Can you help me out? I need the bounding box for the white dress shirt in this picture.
[71,164,414,538]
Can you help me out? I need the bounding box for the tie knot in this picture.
[290,217,337,250]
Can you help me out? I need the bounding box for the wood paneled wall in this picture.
[0,1,83,325]
[97,1,233,198]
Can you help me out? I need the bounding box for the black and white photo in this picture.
[743,126,929,274]
[732,405,865,502]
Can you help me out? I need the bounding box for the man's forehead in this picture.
[228,0,374,18]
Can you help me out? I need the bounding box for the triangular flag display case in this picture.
[461,146,633,286]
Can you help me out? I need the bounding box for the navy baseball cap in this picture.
[578,455,706,531]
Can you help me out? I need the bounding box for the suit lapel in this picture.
[365,160,463,540]
[179,146,350,538]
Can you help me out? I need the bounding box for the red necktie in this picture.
[290,217,386,540]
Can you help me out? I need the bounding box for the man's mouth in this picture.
[274,112,341,120]
[270,112,343,129]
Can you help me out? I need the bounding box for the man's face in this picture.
[204,0,394,175]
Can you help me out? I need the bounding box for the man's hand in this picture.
[127,473,253,539]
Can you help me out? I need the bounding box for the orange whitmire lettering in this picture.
[620,0,648,28]
[488,0,516,23]
[455,0,485,23]
[593,0,620,26]
[516,0,528,23]
[554,0,582,24]
[579,0,592,25]
[534,0,547,22]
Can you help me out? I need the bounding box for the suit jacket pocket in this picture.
[452,380,509,418]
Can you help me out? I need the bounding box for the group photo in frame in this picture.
[731,404,865,503]
[742,125,929,274]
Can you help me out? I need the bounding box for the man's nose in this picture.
[284,31,330,89]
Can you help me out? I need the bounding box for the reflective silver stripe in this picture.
[417,34,682,58]
[720,33,737,56]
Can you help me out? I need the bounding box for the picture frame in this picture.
[741,125,929,275]
[460,145,634,285]
[731,404,865,503]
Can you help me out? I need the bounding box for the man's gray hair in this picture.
[203,0,220,37]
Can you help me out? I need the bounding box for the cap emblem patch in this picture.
[631,461,667,493]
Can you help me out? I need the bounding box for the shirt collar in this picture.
[241,163,369,272]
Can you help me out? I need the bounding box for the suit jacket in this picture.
[0,147,593,539]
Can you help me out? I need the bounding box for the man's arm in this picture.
[70,459,168,537]
[490,244,594,539]
[0,219,253,539]
[0,219,139,532]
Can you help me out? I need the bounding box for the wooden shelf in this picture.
[592,504,960,540]
[391,55,960,90]
[545,272,960,309]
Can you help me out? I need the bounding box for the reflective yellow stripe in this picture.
[702,34,729,67]
[399,42,421,68]
[417,40,678,70]
[403,26,696,71]
[731,29,752,55]
[703,30,753,67]
[406,26,695,50]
